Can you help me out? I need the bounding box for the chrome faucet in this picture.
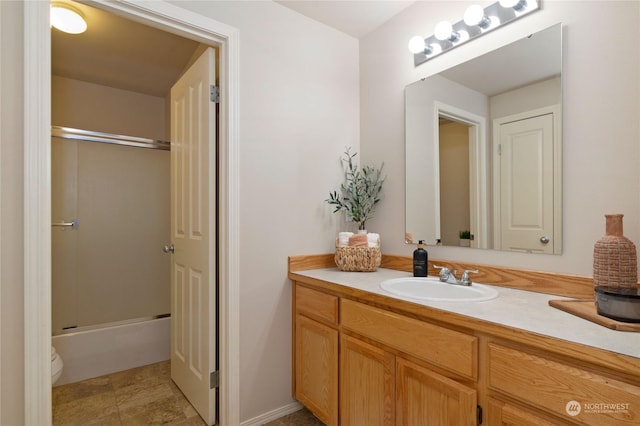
[433,265,479,286]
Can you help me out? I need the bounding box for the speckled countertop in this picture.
[293,267,640,359]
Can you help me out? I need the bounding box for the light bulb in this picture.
[499,0,519,7]
[434,21,455,41]
[428,43,442,56]
[464,5,484,26]
[408,36,426,54]
[51,4,87,34]
[500,0,527,10]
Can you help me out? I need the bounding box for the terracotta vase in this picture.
[593,214,638,289]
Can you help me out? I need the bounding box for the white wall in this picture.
[361,1,640,276]
[170,1,359,422]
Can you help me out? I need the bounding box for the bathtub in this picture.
[52,316,170,386]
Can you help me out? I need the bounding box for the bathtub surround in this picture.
[52,316,170,386]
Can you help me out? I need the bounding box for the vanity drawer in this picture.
[488,343,640,426]
[341,299,477,380]
[295,284,339,325]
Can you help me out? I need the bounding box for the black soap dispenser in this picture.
[413,240,428,277]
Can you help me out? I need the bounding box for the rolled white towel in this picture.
[367,233,380,248]
[338,232,354,246]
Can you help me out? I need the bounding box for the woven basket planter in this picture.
[335,242,381,272]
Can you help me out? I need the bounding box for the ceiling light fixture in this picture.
[408,0,540,66]
[51,3,87,34]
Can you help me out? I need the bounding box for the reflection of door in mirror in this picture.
[493,106,561,254]
[439,118,471,247]
[435,104,489,250]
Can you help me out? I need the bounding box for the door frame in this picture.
[23,1,240,424]
[434,102,489,249]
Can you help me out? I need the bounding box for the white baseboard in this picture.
[240,401,303,426]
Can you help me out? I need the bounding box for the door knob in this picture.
[163,244,175,253]
[539,236,550,244]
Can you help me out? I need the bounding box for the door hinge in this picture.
[498,144,502,156]
[210,371,219,389]
[477,404,483,425]
[210,85,220,103]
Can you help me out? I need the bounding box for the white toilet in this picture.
[51,346,64,385]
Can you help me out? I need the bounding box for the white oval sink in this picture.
[380,277,499,302]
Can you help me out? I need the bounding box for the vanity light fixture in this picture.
[50,2,87,34]
[409,0,540,66]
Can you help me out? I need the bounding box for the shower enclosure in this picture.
[51,126,171,335]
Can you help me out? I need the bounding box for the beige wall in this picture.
[52,75,167,140]
[0,2,25,425]
[361,1,640,276]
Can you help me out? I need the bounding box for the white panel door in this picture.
[498,113,554,253]
[170,47,217,425]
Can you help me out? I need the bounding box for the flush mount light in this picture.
[51,3,87,34]
[408,0,540,66]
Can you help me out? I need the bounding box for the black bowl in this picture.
[594,286,640,323]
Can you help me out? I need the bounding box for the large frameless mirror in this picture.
[405,23,562,254]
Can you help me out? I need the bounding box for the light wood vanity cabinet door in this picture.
[487,397,569,426]
[340,334,395,426]
[295,314,339,426]
[488,343,640,426]
[396,357,477,426]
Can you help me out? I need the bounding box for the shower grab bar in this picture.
[52,220,79,230]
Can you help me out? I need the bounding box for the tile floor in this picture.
[262,408,325,426]
[53,361,205,425]
[53,361,324,426]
